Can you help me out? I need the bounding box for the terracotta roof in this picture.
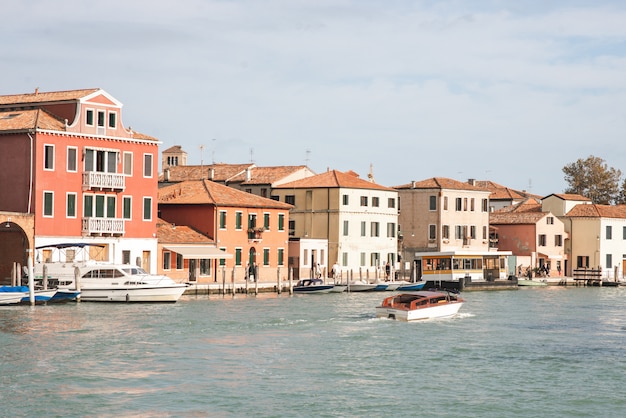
[275,169,394,191]
[162,145,186,154]
[160,164,253,183]
[490,211,547,225]
[543,193,591,201]
[0,108,65,131]
[394,177,488,191]
[158,179,293,209]
[566,204,626,218]
[0,88,100,106]
[492,197,542,214]
[238,166,311,185]
[157,218,214,244]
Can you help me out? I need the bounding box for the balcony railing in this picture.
[82,217,125,236]
[82,172,125,191]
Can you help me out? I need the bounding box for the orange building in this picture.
[158,179,292,282]
[0,88,161,272]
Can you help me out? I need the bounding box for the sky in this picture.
[2,0,626,197]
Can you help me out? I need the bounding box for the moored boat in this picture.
[517,278,547,287]
[376,291,464,321]
[0,288,25,305]
[0,286,57,304]
[396,281,427,291]
[293,278,335,294]
[35,261,187,302]
[346,281,378,292]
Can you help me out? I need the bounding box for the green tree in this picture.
[562,155,622,204]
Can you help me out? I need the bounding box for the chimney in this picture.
[34,87,39,95]
[411,180,416,189]
[164,168,170,182]
[246,167,251,181]
[209,167,214,180]
[468,179,475,186]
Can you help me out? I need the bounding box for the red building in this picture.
[158,179,292,282]
[0,88,161,272]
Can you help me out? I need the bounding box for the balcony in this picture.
[82,172,125,191]
[82,217,125,236]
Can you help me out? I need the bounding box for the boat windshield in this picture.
[121,267,149,276]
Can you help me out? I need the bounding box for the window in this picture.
[163,252,171,270]
[67,147,77,172]
[361,221,366,237]
[623,226,626,240]
[83,195,93,217]
[555,235,562,246]
[200,259,211,276]
[97,110,105,128]
[470,225,476,239]
[455,225,463,239]
[470,198,475,211]
[387,223,395,238]
[288,220,295,236]
[370,252,380,267]
[122,251,131,264]
[387,198,395,208]
[218,211,227,229]
[360,196,368,206]
[245,188,252,194]
[44,144,54,170]
[106,196,115,218]
[343,195,349,205]
[176,254,183,270]
[483,226,487,240]
[546,216,554,225]
[370,222,380,237]
[263,249,270,266]
[43,191,53,217]
[143,154,153,177]
[606,254,613,269]
[277,248,284,266]
[84,149,118,173]
[372,197,379,207]
[264,213,270,229]
[429,196,436,211]
[577,256,589,268]
[343,220,349,236]
[108,111,117,128]
[342,252,348,267]
[538,234,547,246]
[606,225,612,240]
[235,248,242,266]
[360,252,366,267]
[285,195,295,205]
[482,199,488,212]
[219,248,227,266]
[143,197,152,221]
[278,214,284,231]
[444,196,448,211]
[66,193,76,218]
[456,198,462,211]
[463,198,468,211]
[86,109,94,126]
[235,212,243,229]
[429,224,436,240]
[123,197,132,219]
[442,225,450,239]
[123,152,133,175]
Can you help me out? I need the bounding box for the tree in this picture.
[562,155,622,204]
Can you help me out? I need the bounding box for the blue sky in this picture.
[3,0,626,196]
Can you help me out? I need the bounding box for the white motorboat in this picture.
[346,281,378,292]
[376,291,464,321]
[35,261,187,303]
[517,278,547,287]
[0,286,57,304]
[0,289,25,305]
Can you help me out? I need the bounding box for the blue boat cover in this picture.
[0,286,29,292]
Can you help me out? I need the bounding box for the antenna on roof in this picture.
[250,147,255,163]
[211,138,216,164]
[305,149,311,165]
[199,145,205,167]
[368,163,375,182]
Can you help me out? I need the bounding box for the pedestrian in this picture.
[332,261,340,280]
[385,262,391,280]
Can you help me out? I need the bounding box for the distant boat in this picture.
[293,278,335,294]
[517,278,547,287]
[396,281,427,291]
[346,281,378,292]
[376,291,464,321]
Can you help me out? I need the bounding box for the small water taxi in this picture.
[293,278,335,294]
[376,291,464,321]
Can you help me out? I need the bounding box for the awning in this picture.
[539,253,563,260]
[163,245,233,259]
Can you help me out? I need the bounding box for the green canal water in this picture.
[1,286,625,417]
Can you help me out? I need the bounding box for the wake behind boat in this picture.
[376,291,464,321]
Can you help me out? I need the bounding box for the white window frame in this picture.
[44,144,55,171]
[108,111,117,128]
[143,153,153,178]
[143,196,152,221]
[67,146,78,173]
[86,108,95,126]
[43,190,54,217]
[66,192,77,219]
[123,152,133,176]
[122,196,132,220]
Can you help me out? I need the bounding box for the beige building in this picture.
[272,169,398,276]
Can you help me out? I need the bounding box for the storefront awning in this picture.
[163,245,233,259]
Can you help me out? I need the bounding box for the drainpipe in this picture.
[27,132,34,213]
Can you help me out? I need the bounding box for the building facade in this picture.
[0,88,161,272]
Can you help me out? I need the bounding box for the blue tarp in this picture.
[0,286,29,292]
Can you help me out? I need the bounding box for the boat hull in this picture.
[517,279,547,287]
[293,285,335,294]
[72,285,187,302]
[396,282,426,291]
[0,293,24,305]
[376,302,464,321]
[347,283,378,292]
